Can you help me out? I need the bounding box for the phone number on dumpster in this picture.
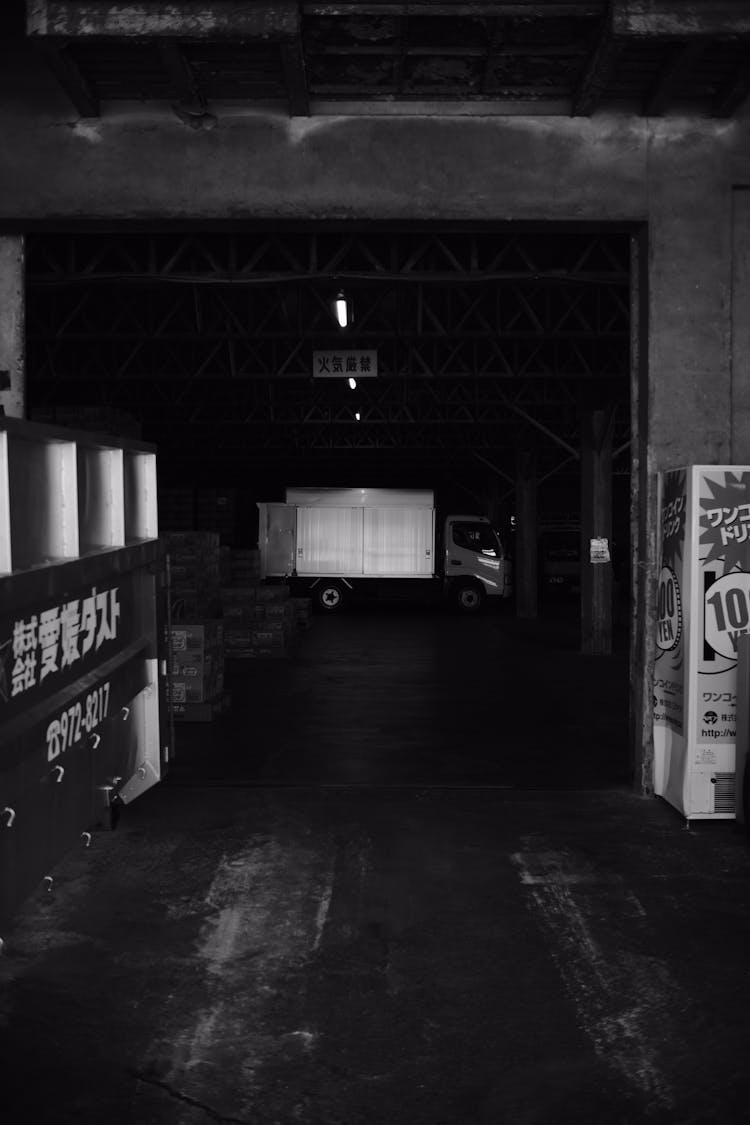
[46,682,111,762]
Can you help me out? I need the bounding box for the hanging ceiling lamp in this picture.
[334,290,349,329]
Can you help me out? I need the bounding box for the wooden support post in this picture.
[515,447,538,619]
[580,405,615,654]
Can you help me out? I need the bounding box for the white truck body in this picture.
[257,488,512,609]
[282,487,434,578]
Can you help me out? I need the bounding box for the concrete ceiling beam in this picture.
[26,0,301,41]
[303,3,603,14]
[613,0,750,40]
[573,0,750,116]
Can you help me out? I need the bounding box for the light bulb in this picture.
[348,376,357,390]
[355,412,361,422]
[334,293,348,328]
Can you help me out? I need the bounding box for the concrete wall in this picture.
[0,236,24,418]
[2,43,750,789]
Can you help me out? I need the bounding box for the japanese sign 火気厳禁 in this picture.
[313,350,378,378]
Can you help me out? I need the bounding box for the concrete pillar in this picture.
[515,447,538,619]
[731,188,750,462]
[629,228,652,793]
[0,235,25,418]
[580,406,615,655]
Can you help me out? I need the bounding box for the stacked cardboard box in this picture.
[168,620,225,720]
[222,583,300,658]
[218,546,313,659]
[171,696,228,723]
[165,531,222,620]
[290,597,313,630]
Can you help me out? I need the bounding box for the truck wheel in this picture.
[317,582,345,612]
[455,582,484,614]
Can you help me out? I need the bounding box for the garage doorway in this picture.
[25,223,636,787]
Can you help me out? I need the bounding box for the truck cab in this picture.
[443,516,512,611]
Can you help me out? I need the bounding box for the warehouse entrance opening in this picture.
[24,224,633,787]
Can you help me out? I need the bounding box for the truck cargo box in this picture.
[260,488,435,580]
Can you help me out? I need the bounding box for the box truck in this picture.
[257,488,512,612]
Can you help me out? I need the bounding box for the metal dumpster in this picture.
[0,417,166,931]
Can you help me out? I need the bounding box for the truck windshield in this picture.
[452,523,503,557]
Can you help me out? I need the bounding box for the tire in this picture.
[455,582,485,614]
[316,582,346,612]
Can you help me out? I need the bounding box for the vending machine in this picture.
[654,466,750,819]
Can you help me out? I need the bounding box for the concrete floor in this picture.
[171,599,632,789]
[2,603,750,1124]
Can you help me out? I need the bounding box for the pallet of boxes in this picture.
[165,531,227,721]
[222,548,313,659]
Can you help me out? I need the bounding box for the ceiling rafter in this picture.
[713,55,750,118]
[27,231,630,285]
[570,4,623,115]
[27,228,631,481]
[642,39,705,117]
[280,35,310,116]
[34,38,99,117]
[158,39,207,113]
[24,0,750,121]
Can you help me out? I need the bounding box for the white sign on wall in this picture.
[313,350,378,378]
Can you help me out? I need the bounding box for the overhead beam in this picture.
[303,4,603,15]
[27,1,300,40]
[473,450,514,486]
[571,6,622,116]
[47,2,750,51]
[613,0,750,39]
[280,39,310,117]
[36,40,99,116]
[158,40,206,111]
[573,0,750,117]
[713,56,750,118]
[642,40,705,115]
[500,396,580,458]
